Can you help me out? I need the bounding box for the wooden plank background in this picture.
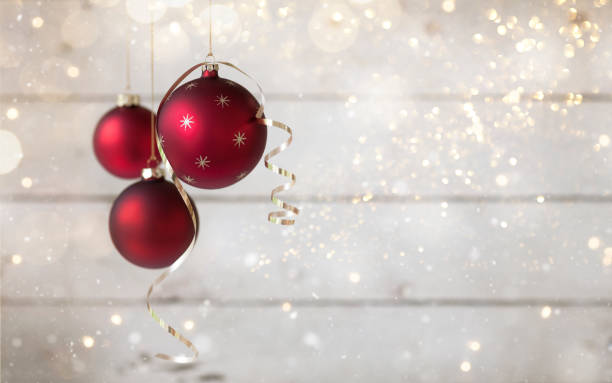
[2,0,612,382]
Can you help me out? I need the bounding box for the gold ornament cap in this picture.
[203,53,218,73]
[202,62,219,72]
[116,93,140,107]
[141,167,163,180]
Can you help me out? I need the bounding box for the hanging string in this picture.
[125,36,131,91]
[124,7,132,91]
[207,0,213,59]
[147,10,158,166]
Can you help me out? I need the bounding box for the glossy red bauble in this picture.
[157,69,266,189]
[94,98,160,179]
[109,177,195,269]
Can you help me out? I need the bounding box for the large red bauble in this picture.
[109,177,195,269]
[94,100,160,179]
[157,69,266,189]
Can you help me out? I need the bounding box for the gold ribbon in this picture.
[146,60,299,364]
[260,118,298,225]
[216,61,300,225]
[145,65,201,363]
[145,168,199,363]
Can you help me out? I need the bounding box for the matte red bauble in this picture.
[157,68,266,189]
[109,176,195,269]
[94,94,160,179]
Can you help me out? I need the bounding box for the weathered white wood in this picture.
[2,202,612,300]
[3,101,612,196]
[2,305,611,383]
[3,1,612,381]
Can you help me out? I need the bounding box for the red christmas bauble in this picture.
[109,176,195,269]
[94,96,160,179]
[157,68,266,189]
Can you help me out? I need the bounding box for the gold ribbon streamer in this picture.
[144,193,198,363]
[144,78,201,365]
[144,148,199,363]
[215,61,300,225]
[146,59,299,363]
[259,118,299,225]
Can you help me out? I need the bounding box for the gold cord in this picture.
[147,9,158,166]
[208,0,213,58]
[125,35,131,91]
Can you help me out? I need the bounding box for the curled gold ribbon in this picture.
[144,77,200,362]
[145,170,199,363]
[216,61,300,225]
[259,118,298,225]
[146,60,299,364]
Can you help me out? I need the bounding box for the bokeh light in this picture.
[110,314,123,325]
[21,177,32,188]
[11,254,23,265]
[82,336,95,348]
[126,0,167,24]
[6,107,19,120]
[66,66,80,78]
[468,341,481,351]
[183,320,195,330]
[31,17,44,28]
[308,2,359,53]
[0,130,23,175]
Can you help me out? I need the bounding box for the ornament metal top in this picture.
[116,93,140,107]
[141,166,163,180]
